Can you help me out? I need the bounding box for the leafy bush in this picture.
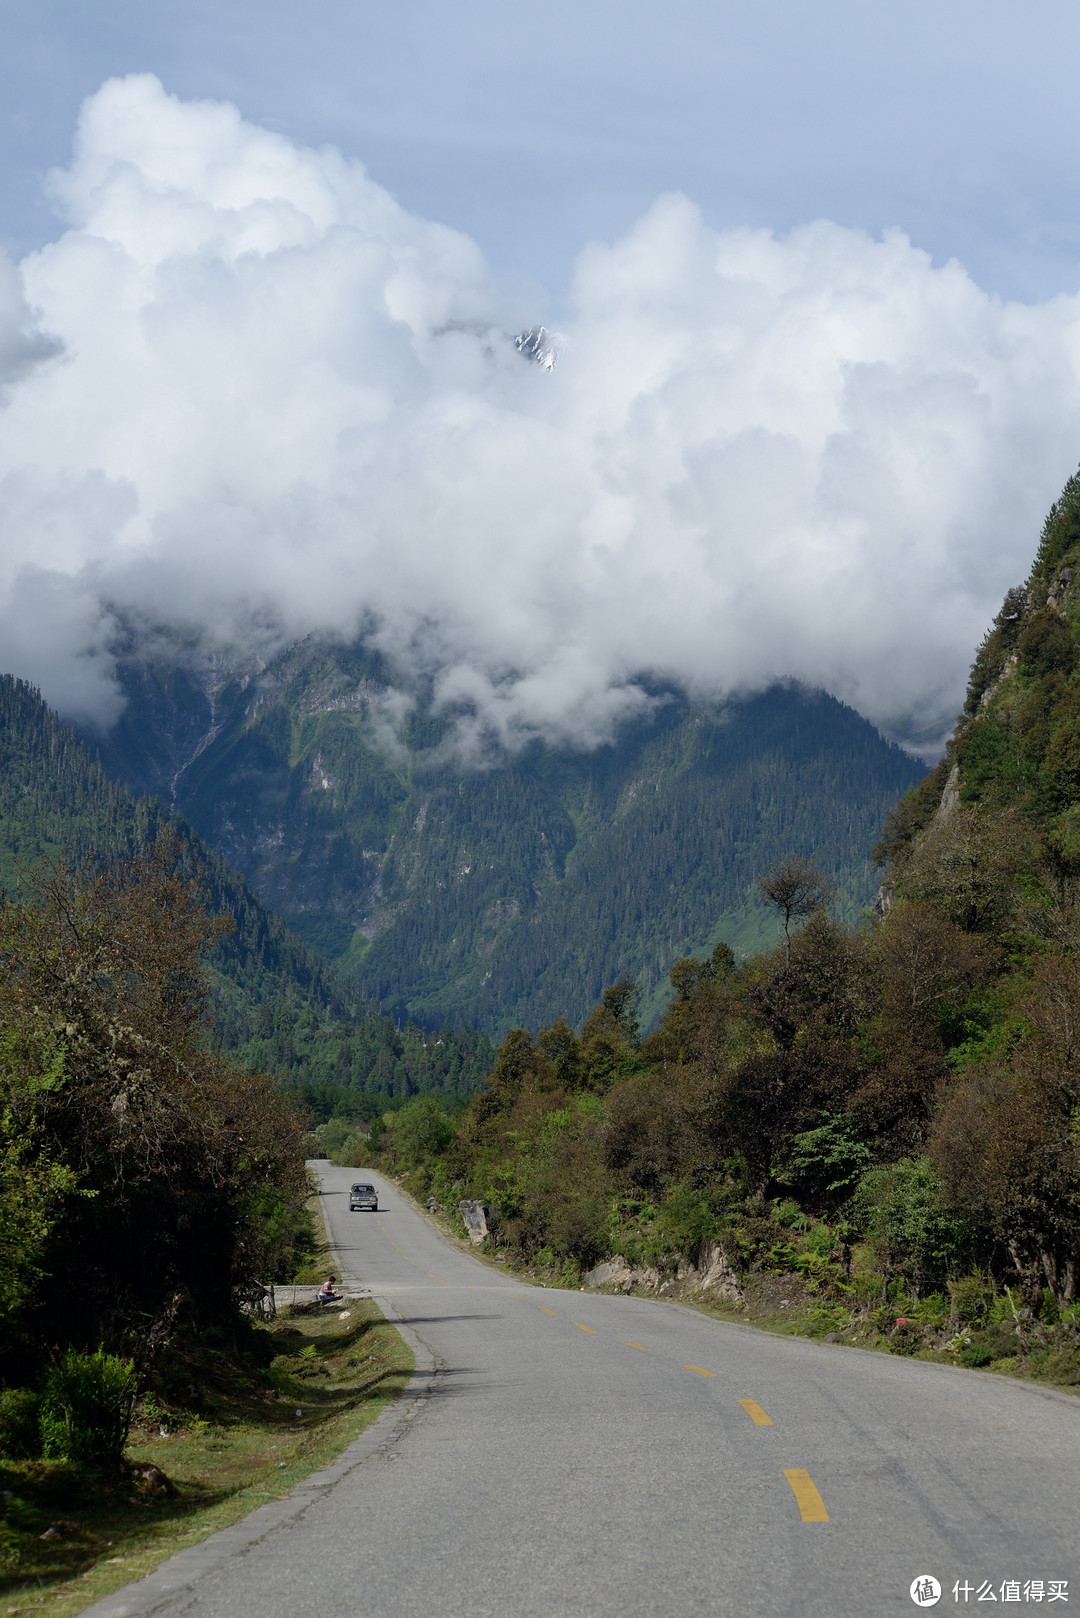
[39,1350,136,1471]
[0,1388,40,1459]
[948,1271,996,1326]
[958,1343,994,1369]
[785,1116,870,1211]
[1028,1346,1080,1385]
[382,1097,453,1169]
[653,1181,717,1260]
[980,1325,1021,1359]
[849,1158,970,1294]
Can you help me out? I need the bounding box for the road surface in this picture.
[101,1164,1080,1617]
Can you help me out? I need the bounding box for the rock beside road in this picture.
[458,1200,488,1244]
[584,1241,743,1303]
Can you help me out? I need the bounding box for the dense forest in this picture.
[90,646,924,1034]
[0,839,310,1447]
[0,683,489,1544]
[0,687,489,1525]
[364,473,1080,1386]
[0,676,492,1109]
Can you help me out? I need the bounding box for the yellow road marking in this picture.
[682,1365,716,1377]
[439,1280,447,1285]
[512,1294,527,1299]
[738,1399,773,1426]
[783,1470,829,1522]
[538,1306,558,1315]
[574,1323,597,1334]
[622,1341,650,1351]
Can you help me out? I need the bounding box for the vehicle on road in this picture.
[349,1182,378,1211]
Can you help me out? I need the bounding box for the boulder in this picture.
[583,1257,634,1289]
[458,1200,488,1244]
[698,1241,744,1304]
[129,1463,175,1497]
[582,1256,662,1292]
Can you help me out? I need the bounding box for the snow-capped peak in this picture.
[515,325,563,371]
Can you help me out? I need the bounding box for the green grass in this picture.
[290,1181,339,1285]
[0,1299,413,1618]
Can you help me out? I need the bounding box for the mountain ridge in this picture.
[0,673,493,1103]
[85,640,927,1034]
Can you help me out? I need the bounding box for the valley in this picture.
[89,641,925,1034]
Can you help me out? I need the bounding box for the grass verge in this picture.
[0,1297,413,1618]
[290,1175,338,1286]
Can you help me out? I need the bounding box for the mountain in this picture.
[877,466,1080,875]
[87,641,926,1034]
[388,469,1080,1360]
[0,674,492,1103]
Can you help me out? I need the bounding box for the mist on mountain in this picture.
[1,75,1080,757]
[85,637,925,1034]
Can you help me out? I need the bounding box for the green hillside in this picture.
[877,468,1080,878]
[90,643,926,1034]
[367,469,1080,1389]
[0,675,491,1105]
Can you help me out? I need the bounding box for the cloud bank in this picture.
[3,74,1080,749]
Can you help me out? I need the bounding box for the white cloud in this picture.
[2,73,1080,751]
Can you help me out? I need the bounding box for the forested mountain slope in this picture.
[90,644,925,1034]
[878,468,1080,872]
[371,468,1080,1386]
[0,676,491,1103]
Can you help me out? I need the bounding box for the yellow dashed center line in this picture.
[783,1469,829,1522]
[738,1399,773,1426]
[358,1207,830,1525]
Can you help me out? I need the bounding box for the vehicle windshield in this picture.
[352,1184,374,1192]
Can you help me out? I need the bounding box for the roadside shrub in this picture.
[849,1157,970,1295]
[0,1388,40,1459]
[958,1343,994,1368]
[980,1325,1021,1359]
[39,1350,136,1471]
[805,1303,851,1336]
[948,1272,996,1327]
[1029,1345,1080,1386]
[653,1181,717,1259]
[383,1097,454,1169]
[785,1117,870,1213]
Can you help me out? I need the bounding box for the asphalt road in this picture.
[150,1165,1078,1617]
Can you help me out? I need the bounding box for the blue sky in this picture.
[4,0,1080,305]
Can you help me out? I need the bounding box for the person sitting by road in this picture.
[318,1275,342,1304]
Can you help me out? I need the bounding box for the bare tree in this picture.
[758,857,832,960]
